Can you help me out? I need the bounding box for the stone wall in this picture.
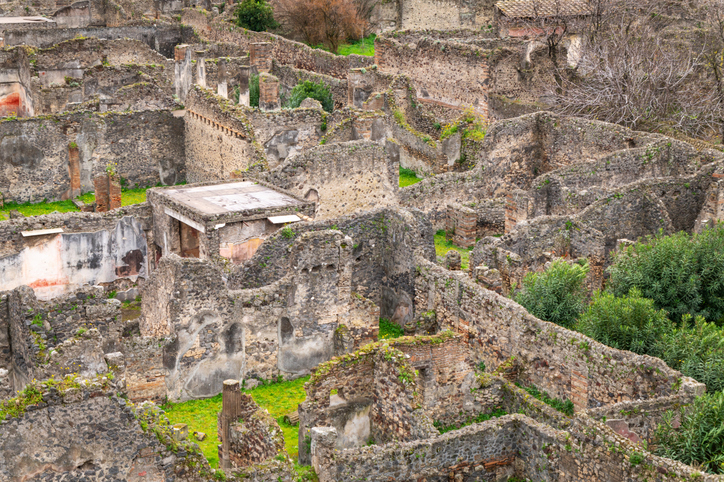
[413,258,704,411]
[181,9,374,80]
[0,25,187,58]
[0,109,185,203]
[0,204,153,299]
[259,140,399,219]
[184,85,264,182]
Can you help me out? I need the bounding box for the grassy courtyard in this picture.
[434,229,473,270]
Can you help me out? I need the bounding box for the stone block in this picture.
[172,423,188,441]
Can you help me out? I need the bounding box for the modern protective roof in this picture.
[496,0,591,18]
[159,181,305,216]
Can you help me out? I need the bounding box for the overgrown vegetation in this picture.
[654,391,724,474]
[399,166,421,187]
[378,317,404,339]
[0,200,78,220]
[515,259,589,329]
[434,229,472,270]
[576,288,672,355]
[434,407,507,434]
[607,227,724,325]
[250,74,260,108]
[337,34,376,56]
[233,0,279,31]
[286,80,334,112]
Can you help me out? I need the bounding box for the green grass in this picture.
[0,200,79,221]
[162,376,309,469]
[515,382,574,416]
[433,407,507,434]
[434,229,473,270]
[399,167,422,187]
[0,187,152,221]
[337,34,376,56]
[379,318,404,340]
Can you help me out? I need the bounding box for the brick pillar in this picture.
[250,42,272,74]
[94,174,110,212]
[570,365,589,412]
[348,68,375,108]
[68,143,81,199]
[174,44,189,62]
[109,174,121,210]
[219,379,241,470]
[453,205,477,248]
[259,73,280,111]
[505,190,529,233]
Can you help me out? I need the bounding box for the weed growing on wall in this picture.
[378,318,404,339]
[434,407,507,434]
[516,383,574,416]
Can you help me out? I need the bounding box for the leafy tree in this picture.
[286,80,334,112]
[515,259,589,328]
[234,0,279,32]
[249,74,260,107]
[576,289,672,355]
[607,226,724,325]
[654,391,724,474]
[655,314,724,394]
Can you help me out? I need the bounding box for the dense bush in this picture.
[286,80,334,112]
[607,227,724,325]
[656,314,724,394]
[576,289,672,355]
[249,74,260,107]
[515,259,589,328]
[234,0,278,32]
[654,391,724,474]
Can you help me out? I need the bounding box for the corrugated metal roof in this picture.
[496,0,591,18]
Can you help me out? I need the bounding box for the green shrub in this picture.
[249,74,260,108]
[286,80,333,112]
[655,314,724,394]
[517,383,574,416]
[515,259,589,328]
[607,226,724,325]
[654,391,724,474]
[576,289,672,355]
[233,0,278,32]
[378,318,404,340]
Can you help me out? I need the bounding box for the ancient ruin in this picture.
[1,0,724,480]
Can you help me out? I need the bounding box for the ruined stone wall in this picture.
[529,139,721,220]
[245,107,325,169]
[228,208,435,326]
[181,9,374,80]
[260,140,399,219]
[375,35,490,118]
[413,259,704,411]
[224,394,286,467]
[399,0,496,30]
[270,60,347,111]
[0,109,185,202]
[0,204,153,300]
[184,86,264,182]
[0,25,187,58]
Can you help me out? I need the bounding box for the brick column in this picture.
[505,190,529,233]
[250,42,272,74]
[109,174,121,210]
[94,174,110,212]
[259,73,280,111]
[570,365,589,412]
[447,203,477,248]
[68,143,81,199]
[174,44,189,62]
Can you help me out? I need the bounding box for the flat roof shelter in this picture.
[148,180,316,263]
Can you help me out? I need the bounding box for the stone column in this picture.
[250,42,272,74]
[220,379,241,470]
[259,73,280,111]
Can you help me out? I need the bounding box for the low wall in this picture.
[413,258,704,411]
[0,25,187,58]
